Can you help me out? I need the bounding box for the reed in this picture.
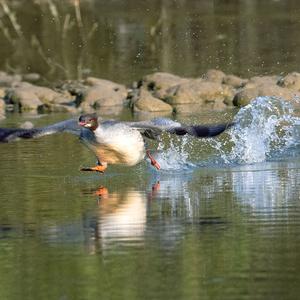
[0,0,23,39]
[0,0,99,80]
[47,0,61,29]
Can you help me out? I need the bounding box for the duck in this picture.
[0,114,233,172]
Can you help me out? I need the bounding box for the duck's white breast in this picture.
[93,124,145,166]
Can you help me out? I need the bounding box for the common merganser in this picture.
[0,114,233,172]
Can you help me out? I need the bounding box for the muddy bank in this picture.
[0,69,300,120]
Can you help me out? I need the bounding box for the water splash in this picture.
[150,96,300,170]
[154,135,195,171]
[215,96,300,164]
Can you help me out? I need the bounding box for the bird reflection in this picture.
[42,161,300,254]
[84,175,192,254]
[94,186,147,248]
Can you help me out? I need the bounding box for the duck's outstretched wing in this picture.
[0,118,81,143]
[123,117,234,140]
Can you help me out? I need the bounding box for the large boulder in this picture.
[142,72,189,99]
[133,89,173,113]
[164,79,234,108]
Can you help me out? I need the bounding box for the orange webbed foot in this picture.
[80,165,107,173]
[146,150,161,170]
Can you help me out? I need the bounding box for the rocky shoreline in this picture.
[1,69,300,120]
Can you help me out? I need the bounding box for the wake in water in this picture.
[222,96,300,164]
[155,96,300,170]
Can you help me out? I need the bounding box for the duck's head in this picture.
[79,113,98,131]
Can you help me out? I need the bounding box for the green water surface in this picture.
[0,112,300,300]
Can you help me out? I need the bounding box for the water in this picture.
[1,97,300,299]
[2,0,300,298]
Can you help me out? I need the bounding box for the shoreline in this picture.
[1,69,300,120]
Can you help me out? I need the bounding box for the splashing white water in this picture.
[154,135,195,171]
[151,96,300,170]
[218,96,300,164]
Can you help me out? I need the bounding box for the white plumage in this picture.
[91,123,145,166]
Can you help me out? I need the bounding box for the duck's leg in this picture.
[146,150,160,170]
[81,160,107,173]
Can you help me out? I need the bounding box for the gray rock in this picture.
[233,88,259,107]
[222,85,236,106]
[84,77,124,88]
[6,85,75,112]
[134,89,173,113]
[10,82,33,89]
[233,83,300,107]
[203,69,226,83]
[8,88,43,111]
[165,79,233,108]
[33,86,72,104]
[223,74,248,88]
[244,75,280,89]
[258,84,300,100]
[142,72,189,99]
[80,80,127,111]
[58,80,88,96]
[277,72,300,91]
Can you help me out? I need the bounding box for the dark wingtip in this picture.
[0,128,15,142]
[0,128,40,142]
[190,122,235,138]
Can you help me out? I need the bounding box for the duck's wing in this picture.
[0,118,81,143]
[123,117,233,140]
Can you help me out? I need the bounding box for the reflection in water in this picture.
[42,159,300,254]
[89,178,189,253]
[1,158,300,299]
[96,187,147,249]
